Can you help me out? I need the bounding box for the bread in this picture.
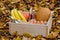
[36,7,51,21]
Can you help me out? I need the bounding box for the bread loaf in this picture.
[36,7,51,21]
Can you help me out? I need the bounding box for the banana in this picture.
[11,9,17,20]
[11,9,21,20]
[18,11,27,22]
[11,9,27,22]
[13,9,22,20]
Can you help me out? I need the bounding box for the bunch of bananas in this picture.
[11,9,27,22]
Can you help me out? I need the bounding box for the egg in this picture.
[28,19,36,24]
[44,21,47,24]
[36,7,51,21]
[36,21,40,24]
[40,21,44,24]
[32,19,36,24]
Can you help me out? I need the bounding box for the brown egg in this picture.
[28,19,35,24]
[44,21,47,24]
[32,19,36,24]
[36,7,51,21]
[40,21,44,24]
[36,21,40,24]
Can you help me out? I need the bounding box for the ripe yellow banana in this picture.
[11,9,21,20]
[11,9,17,20]
[18,11,27,22]
[11,9,27,22]
[13,9,22,20]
